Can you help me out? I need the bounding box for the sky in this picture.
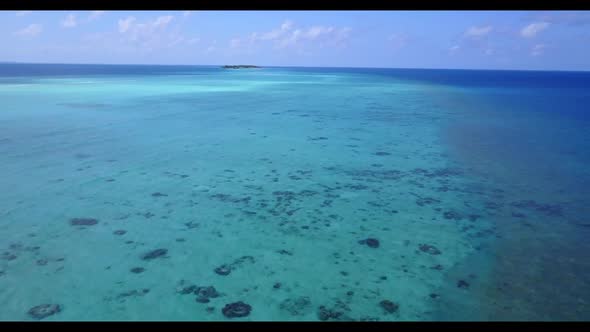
[2,10,590,71]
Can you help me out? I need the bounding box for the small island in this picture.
[222,65,261,69]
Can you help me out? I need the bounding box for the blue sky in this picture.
[2,10,590,70]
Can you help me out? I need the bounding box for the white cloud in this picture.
[306,26,335,39]
[115,15,195,51]
[278,24,351,49]
[118,16,136,33]
[531,12,590,26]
[521,22,549,38]
[183,11,192,18]
[230,20,293,50]
[531,44,546,56]
[88,11,105,21]
[119,15,174,41]
[228,20,351,54]
[334,27,352,42]
[388,33,409,50]
[464,25,493,38]
[77,20,198,56]
[15,24,42,37]
[230,38,241,49]
[187,37,200,45]
[167,36,185,47]
[16,11,32,17]
[277,29,302,48]
[61,14,77,28]
[251,20,293,42]
[281,20,293,31]
[153,15,174,29]
[452,25,498,55]
[302,25,350,43]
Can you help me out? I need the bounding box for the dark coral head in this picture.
[28,304,61,319]
[214,265,232,276]
[70,218,98,226]
[141,248,168,260]
[359,238,380,248]
[195,286,219,298]
[379,300,399,314]
[222,301,252,318]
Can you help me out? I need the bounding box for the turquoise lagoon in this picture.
[0,64,589,320]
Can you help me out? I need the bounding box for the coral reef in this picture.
[280,296,312,316]
[379,300,399,314]
[70,218,98,226]
[195,286,220,303]
[141,249,168,260]
[419,244,441,255]
[358,238,380,248]
[28,304,61,319]
[222,301,252,318]
[130,267,145,274]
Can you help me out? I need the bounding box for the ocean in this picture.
[0,63,589,321]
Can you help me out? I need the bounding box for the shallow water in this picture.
[0,64,589,321]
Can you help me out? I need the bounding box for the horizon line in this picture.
[0,61,588,74]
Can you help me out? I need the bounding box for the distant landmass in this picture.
[222,65,261,69]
